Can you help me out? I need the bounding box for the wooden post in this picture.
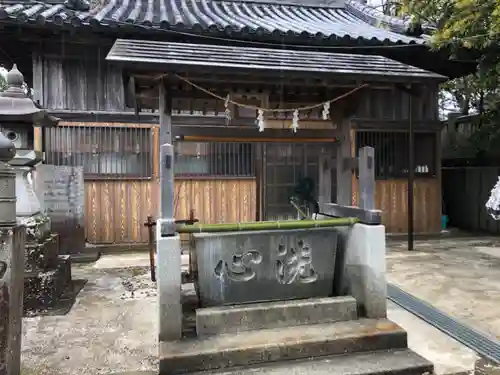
[33,127,42,153]
[408,93,415,250]
[159,78,174,221]
[144,216,156,282]
[336,119,353,206]
[435,129,443,232]
[159,78,173,146]
[160,144,174,223]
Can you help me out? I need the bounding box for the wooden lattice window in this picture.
[43,125,153,179]
[174,142,255,178]
[356,131,437,179]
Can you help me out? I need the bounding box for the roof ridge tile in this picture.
[0,0,425,44]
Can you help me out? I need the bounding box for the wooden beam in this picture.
[172,125,337,140]
[159,78,173,145]
[129,71,398,89]
[58,121,155,128]
[180,135,338,143]
[49,110,262,126]
[121,63,441,85]
[135,89,340,102]
[49,110,159,123]
[128,72,393,92]
[354,119,443,131]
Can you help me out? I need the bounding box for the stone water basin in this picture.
[193,228,340,307]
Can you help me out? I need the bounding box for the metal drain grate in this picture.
[388,283,500,364]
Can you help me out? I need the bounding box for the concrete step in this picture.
[196,296,358,337]
[190,349,433,375]
[160,319,408,375]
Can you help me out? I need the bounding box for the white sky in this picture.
[367,0,384,7]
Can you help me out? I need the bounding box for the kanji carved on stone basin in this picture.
[275,238,318,285]
[194,228,339,307]
[214,250,263,282]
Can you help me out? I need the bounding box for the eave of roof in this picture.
[0,0,425,45]
[106,39,446,81]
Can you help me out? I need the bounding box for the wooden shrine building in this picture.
[0,0,475,246]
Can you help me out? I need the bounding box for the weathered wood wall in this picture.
[32,49,125,111]
[31,46,440,122]
[84,178,257,244]
[85,179,157,244]
[354,86,439,122]
[352,178,441,234]
[175,179,257,224]
[349,119,442,234]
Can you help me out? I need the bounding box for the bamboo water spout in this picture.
[176,217,359,234]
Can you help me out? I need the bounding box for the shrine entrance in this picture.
[262,142,336,221]
[173,138,337,225]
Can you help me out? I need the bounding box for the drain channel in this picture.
[388,283,500,364]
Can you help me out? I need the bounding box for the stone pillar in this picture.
[317,146,333,208]
[157,141,182,341]
[0,132,25,375]
[336,119,353,206]
[157,229,182,341]
[358,146,375,211]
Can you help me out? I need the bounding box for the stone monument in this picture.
[0,64,72,313]
[0,132,25,375]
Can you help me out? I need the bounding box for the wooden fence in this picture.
[352,178,441,234]
[42,124,259,245]
[442,167,500,234]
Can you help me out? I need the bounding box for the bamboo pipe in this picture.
[176,218,358,233]
[180,135,338,143]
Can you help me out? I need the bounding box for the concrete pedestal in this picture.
[157,221,182,342]
[19,214,72,312]
[0,226,25,375]
[9,165,73,312]
[343,223,387,318]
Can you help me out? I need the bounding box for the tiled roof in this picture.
[0,0,424,44]
[107,39,444,80]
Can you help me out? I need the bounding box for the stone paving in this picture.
[21,264,159,375]
[19,236,500,375]
[387,236,500,340]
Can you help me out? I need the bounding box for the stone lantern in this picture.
[0,131,25,375]
[0,64,59,219]
[0,64,72,314]
[0,132,16,226]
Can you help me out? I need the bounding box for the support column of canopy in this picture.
[156,77,182,342]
